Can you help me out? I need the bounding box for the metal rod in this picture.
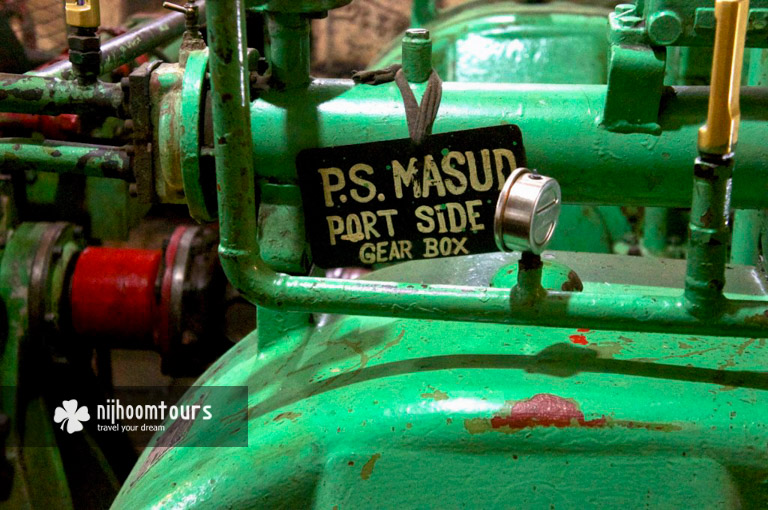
[207,0,257,269]
[208,0,768,339]
[643,207,668,256]
[684,154,732,312]
[731,209,761,265]
[0,138,132,179]
[34,2,206,79]
[411,0,438,27]
[0,73,123,116]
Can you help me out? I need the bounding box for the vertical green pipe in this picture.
[684,156,732,314]
[266,13,311,89]
[643,207,668,256]
[206,0,258,285]
[411,0,437,28]
[731,209,761,265]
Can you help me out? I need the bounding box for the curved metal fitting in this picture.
[494,168,561,254]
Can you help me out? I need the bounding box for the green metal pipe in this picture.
[0,139,132,179]
[684,156,731,314]
[731,209,761,265]
[411,0,437,27]
[244,271,768,337]
[266,13,311,89]
[249,83,768,209]
[643,207,668,256]
[207,0,260,296]
[208,0,768,340]
[0,73,123,116]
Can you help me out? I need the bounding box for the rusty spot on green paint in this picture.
[737,338,758,356]
[446,418,453,424]
[360,453,381,480]
[273,412,301,422]
[464,417,494,434]
[679,341,693,349]
[421,389,449,401]
[632,346,720,362]
[744,311,768,327]
[587,341,624,359]
[406,423,412,429]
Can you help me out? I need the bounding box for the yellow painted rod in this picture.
[698,0,750,155]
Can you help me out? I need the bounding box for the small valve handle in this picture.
[163,0,199,26]
[163,2,191,14]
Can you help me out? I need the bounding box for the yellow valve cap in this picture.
[698,0,749,155]
[65,0,100,28]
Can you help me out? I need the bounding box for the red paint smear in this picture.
[577,328,591,333]
[569,334,588,345]
[490,394,606,429]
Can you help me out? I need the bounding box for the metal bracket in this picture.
[129,60,164,204]
[181,49,217,222]
[601,44,666,134]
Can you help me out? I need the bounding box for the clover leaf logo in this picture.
[54,399,90,434]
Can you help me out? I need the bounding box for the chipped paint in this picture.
[273,412,302,422]
[360,453,381,480]
[420,389,449,401]
[587,341,624,358]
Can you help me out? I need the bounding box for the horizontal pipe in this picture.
[0,73,123,116]
[219,255,768,338]
[0,138,132,179]
[249,82,768,208]
[34,3,205,79]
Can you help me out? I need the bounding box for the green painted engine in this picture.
[116,254,768,508]
[112,0,768,508]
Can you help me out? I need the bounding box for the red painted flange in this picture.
[70,246,162,342]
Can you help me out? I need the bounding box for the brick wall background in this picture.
[9,0,620,73]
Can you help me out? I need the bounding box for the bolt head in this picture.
[67,35,101,52]
[405,28,430,40]
[647,10,683,45]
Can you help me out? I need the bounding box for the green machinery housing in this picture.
[0,0,768,507]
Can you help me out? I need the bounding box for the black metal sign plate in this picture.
[296,125,527,267]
